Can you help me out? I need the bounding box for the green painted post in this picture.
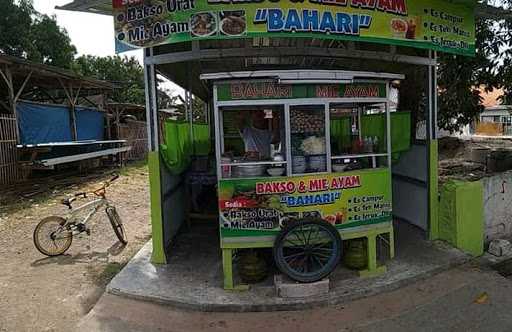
[222,249,234,290]
[148,151,167,264]
[389,228,395,259]
[429,140,439,240]
[367,235,377,271]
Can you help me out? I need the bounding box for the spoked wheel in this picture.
[106,206,127,245]
[33,216,73,256]
[273,219,342,283]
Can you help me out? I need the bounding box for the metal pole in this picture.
[358,106,362,141]
[213,84,222,179]
[325,102,332,173]
[432,51,438,140]
[386,82,392,168]
[427,50,434,141]
[284,103,292,176]
[427,50,439,239]
[189,91,195,155]
[144,47,158,151]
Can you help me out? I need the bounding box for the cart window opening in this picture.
[290,105,327,175]
[219,105,287,179]
[330,103,389,172]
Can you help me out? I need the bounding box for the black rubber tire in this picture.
[273,219,342,283]
[33,216,73,256]
[106,206,128,245]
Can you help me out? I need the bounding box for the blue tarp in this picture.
[75,106,104,141]
[17,101,104,144]
[17,101,73,144]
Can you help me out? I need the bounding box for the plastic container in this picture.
[221,157,232,178]
[292,156,307,173]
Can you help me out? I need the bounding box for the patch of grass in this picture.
[1,190,57,216]
[93,262,126,285]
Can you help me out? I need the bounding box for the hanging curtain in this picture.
[330,117,352,154]
[160,120,211,175]
[192,123,211,156]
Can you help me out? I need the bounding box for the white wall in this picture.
[482,170,512,243]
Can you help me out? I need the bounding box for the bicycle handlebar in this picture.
[62,197,77,209]
[63,174,120,208]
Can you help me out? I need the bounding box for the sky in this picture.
[32,0,180,93]
[33,0,143,62]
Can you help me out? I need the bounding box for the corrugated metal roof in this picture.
[56,0,112,15]
[0,54,113,90]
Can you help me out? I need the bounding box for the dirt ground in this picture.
[0,163,152,332]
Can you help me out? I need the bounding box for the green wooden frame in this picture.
[221,221,394,290]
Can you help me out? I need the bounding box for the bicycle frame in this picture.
[64,197,112,234]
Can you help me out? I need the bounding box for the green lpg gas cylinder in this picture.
[238,250,268,283]
[343,239,368,270]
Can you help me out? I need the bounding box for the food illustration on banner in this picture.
[190,12,217,37]
[220,10,247,36]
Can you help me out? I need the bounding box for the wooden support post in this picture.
[58,79,80,141]
[13,71,33,103]
[69,100,78,141]
[358,228,389,278]
[367,234,378,271]
[222,248,249,291]
[222,249,234,290]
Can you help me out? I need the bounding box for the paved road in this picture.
[78,264,512,332]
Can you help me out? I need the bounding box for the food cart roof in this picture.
[154,38,421,100]
[56,1,512,19]
[56,1,512,100]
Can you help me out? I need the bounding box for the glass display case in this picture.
[289,105,327,175]
[218,105,287,179]
[330,103,389,173]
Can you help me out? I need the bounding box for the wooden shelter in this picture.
[0,54,122,184]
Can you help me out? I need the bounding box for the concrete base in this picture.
[274,275,330,298]
[107,221,470,312]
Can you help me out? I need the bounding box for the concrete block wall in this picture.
[482,170,512,243]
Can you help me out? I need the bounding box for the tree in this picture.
[28,15,77,68]
[0,0,77,68]
[496,1,512,104]
[157,86,207,122]
[437,1,512,132]
[72,55,145,105]
[0,0,32,58]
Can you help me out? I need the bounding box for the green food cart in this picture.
[204,70,400,288]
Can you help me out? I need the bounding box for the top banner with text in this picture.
[113,0,475,56]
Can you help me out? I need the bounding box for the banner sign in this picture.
[216,82,386,101]
[113,0,475,56]
[218,168,392,238]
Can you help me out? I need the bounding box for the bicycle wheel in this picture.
[273,219,342,283]
[33,216,73,256]
[106,206,127,244]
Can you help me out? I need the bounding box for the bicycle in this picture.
[33,174,127,256]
